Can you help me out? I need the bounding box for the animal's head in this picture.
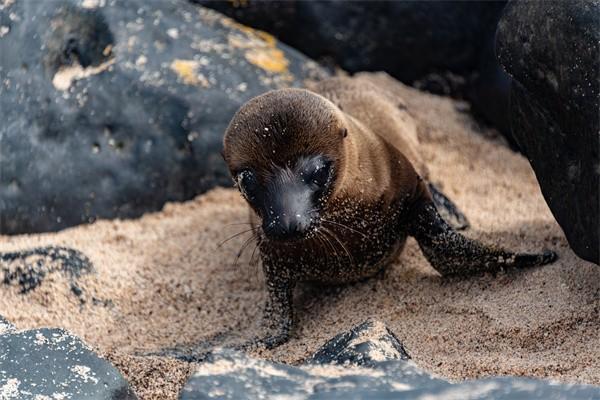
[223,89,348,242]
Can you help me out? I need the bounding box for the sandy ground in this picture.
[0,77,598,399]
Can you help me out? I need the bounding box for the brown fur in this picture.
[223,80,429,214]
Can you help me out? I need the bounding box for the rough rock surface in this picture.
[1,245,93,293]
[496,1,600,264]
[180,321,600,400]
[0,323,136,399]
[309,319,409,367]
[197,0,513,143]
[0,0,325,235]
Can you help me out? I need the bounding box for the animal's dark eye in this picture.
[309,160,332,187]
[236,170,258,201]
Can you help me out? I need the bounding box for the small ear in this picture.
[340,128,348,138]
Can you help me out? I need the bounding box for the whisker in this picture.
[249,241,260,267]
[233,234,257,269]
[319,228,342,263]
[218,227,258,248]
[323,227,355,267]
[224,222,254,227]
[249,242,262,286]
[313,233,331,263]
[321,219,367,238]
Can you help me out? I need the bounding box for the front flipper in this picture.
[409,201,557,276]
[428,183,470,231]
[139,266,294,361]
[139,331,234,363]
[236,271,295,351]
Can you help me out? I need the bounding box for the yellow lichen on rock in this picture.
[170,59,199,84]
[252,30,277,48]
[245,48,289,74]
[169,59,210,87]
[222,18,291,75]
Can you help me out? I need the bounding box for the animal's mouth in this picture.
[261,217,321,244]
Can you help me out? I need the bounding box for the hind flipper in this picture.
[409,201,557,277]
[428,183,470,231]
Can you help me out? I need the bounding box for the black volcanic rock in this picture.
[497,1,600,264]
[180,320,600,399]
[197,0,513,142]
[0,0,325,235]
[309,319,409,367]
[0,325,137,399]
[197,1,504,83]
[1,246,93,293]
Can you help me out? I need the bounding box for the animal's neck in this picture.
[335,117,393,203]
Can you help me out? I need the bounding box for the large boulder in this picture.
[180,320,600,399]
[197,0,514,144]
[0,0,325,234]
[496,1,599,264]
[0,321,137,399]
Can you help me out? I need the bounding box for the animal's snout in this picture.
[266,212,312,241]
[260,166,321,242]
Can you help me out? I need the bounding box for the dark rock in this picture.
[197,1,504,83]
[0,327,137,399]
[1,246,93,293]
[197,0,514,141]
[309,319,409,367]
[497,1,600,264]
[466,29,515,148]
[0,0,326,235]
[180,321,600,400]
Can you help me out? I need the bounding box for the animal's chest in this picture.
[264,204,408,284]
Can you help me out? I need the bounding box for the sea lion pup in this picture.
[222,76,557,349]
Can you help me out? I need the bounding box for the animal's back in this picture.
[307,74,428,178]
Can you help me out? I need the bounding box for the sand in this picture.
[0,76,598,399]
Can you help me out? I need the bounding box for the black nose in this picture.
[265,214,311,241]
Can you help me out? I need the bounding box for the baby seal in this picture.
[222,75,557,349]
